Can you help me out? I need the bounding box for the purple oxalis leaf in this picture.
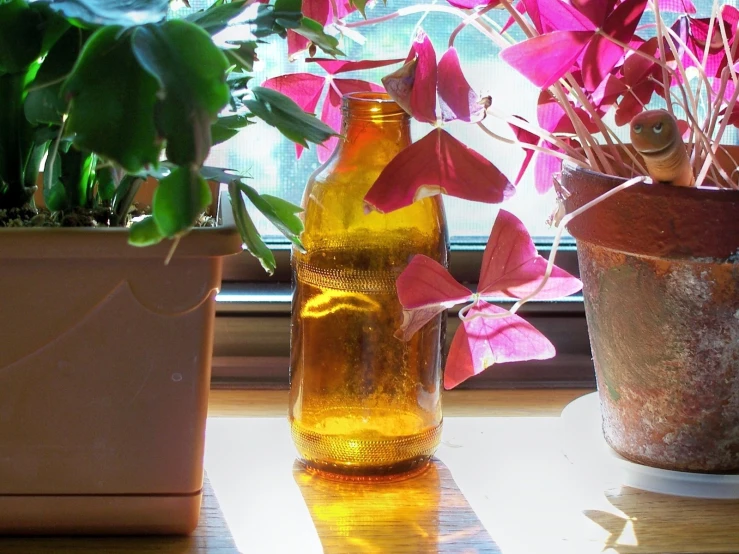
[437,47,487,123]
[501,31,593,89]
[396,255,474,340]
[478,210,582,299]
[364,129,514,213]
[444,301,556,389]
[580,0,648,91]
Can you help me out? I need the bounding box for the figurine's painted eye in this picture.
[633,124,643,133]
[653,122,663,133]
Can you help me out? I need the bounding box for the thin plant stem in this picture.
[497,0,537,39]
[448,3,500,49]
[476,122,589,168]
[550,84,604,171]
[485,106,586,162]
[651,0,673,114]
[696,79,739,186]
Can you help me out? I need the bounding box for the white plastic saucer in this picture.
[561,392,739,499]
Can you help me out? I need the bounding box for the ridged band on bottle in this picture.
[291,422,442,466]
[296,260,398,293]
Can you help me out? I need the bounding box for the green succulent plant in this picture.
[0,0,338,272]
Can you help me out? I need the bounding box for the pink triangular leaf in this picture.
[445,0,497,8]
[364,129,515,213]
[395,255,473,340]
[580,0,648,90]
[437,47,486,123]
[444,302,556,389]
[478,210,582,299]
[657,0,695,13]
[509,116,539,185]
[309,57,405,75]
[501,31,593,89]
[410,29,438,124]
[263,73,326,159]
[523,0,596,33]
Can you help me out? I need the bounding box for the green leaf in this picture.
[245,86,337,148]
[348,0,369,18]
[129,215,165,246]
[211,113,253,145]
[293,18,344,57]
[96,165,116,202]
[250,1,302,39]
[25,27,82,125]
[0,0,44,73]
[132,20,230,166]
[228,180,275,275]
[112,174,143,225]
[237,181,305,251]
[186,0,248,35]
[43,0,169,27]
[43,148,66,211]
[224,40,259,73]
[199,165,248,183]
[62,26,161,173]
[152,166,212,237]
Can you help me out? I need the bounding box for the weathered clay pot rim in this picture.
[0,224,243,259]
[562,160,739,200]
[561,161,739,259]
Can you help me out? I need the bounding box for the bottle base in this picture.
[299,456,433,482]
[290,417,442,482]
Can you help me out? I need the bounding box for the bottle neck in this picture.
[332,93,411,167]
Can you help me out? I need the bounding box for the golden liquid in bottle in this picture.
[289,93,448,480]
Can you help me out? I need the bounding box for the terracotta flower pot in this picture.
[0,226,241,534]
[562,161,739,473]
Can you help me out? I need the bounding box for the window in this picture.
[171,0,594,387]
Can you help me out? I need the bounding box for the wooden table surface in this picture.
[205,389,739,554]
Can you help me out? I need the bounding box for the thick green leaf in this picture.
[152,166,212,237]
[132,20,230,166]
[25,27,82,125]
[43,146,65,210]
[42,0,168,27]
[186,0,248,35]
[129,215,165,246]
[238,181,305,251]
[348,0,370,18]
[211,113,253,145]
[224,40,259,73]
[228,180,275,275]
[293,18,343,57]
[251,0,302,39]
[112,174,143,225]
[0,1,44,74]
[245,86,337,147]
[96,165,116,202]
[62,26,161,172]
[199,165,248,183]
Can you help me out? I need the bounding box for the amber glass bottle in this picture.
[289,92,448,480]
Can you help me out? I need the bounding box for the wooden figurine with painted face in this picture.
[630,109,695,187]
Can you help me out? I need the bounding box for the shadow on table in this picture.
[584,486,739,553]
[294,457,501,554]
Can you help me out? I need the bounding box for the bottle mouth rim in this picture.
[342,92,408,119]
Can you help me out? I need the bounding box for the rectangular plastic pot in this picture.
[0,226,242,534]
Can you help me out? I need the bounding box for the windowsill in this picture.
[204,389,739,553]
